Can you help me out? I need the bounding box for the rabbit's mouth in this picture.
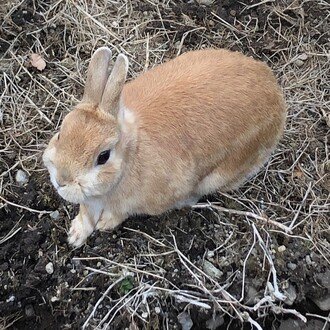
[57,184,87,204]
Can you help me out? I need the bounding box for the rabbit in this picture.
[43,47,286,247]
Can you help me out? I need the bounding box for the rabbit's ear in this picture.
[82,47,112,106]
[99,53,129,116]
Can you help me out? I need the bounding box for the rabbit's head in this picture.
[43,48,135,204]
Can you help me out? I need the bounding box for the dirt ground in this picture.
[0,0,329,329]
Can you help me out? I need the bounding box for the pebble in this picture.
[25,305,35,318]
[202,260,223,279]
[287,262,297,271]
[230,10,236,16]
[50,210,60,220]
[51,296,59,302]
[45,262,54,274]
[207,251,215,258]
[178,311,193,330]
[284,283,297,306]
[97,262,102,268]
[15,169,29,185]
[142,312,148,318]
[297,53,308,61]
[83,270,89,276]
[278,245,286,253]
[154,306,161,314]
[305,255,313,265]
[294,59,304,67]
[196,0,215,5]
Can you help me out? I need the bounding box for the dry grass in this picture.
[0,0,329,329]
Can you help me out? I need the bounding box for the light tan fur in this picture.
[43,48,286,247]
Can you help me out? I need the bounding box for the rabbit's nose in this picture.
[56,170,72,187]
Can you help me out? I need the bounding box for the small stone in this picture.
[196,0,215,5]
[207,251,215,258]
[154,306,161,314]
[50,210,60,220]
[287,262,297,271]
[142,312,148,318]
[197,0,215,6]
[230,10,236,16]
[83,270,89,276]
[202,260,223,279]
[70,269,76,274]
[208,19,215,27]
[111,21,119,27]
[97,262,102,267]
[306,255,313,265]
[15,169,29,185]
[284,283,297,306]
[25,305,35,318]
[178,311,193,330]
[45,262,54,274]
[51,296,59,302]
[294,59,304,67]
[278,245,286,253]
[297,53,308,61]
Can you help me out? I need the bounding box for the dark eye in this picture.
[97,150,111,165]
[57,133,60,140]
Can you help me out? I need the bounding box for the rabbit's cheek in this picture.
[79,168,101,189]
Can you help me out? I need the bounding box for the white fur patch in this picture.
[118,105,135,129]
[196,171,230,196]
[43,147,59,189]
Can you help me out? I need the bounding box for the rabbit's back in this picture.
[122,49,285,179]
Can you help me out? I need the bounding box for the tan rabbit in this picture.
[43,47,286,247]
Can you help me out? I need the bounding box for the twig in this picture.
[193,203,292,234]
[0,195,52,215]
[82,275,126,329]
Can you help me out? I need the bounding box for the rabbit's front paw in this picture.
[68,215,93,247]
[96,214,123,231]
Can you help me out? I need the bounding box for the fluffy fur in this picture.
[43,47,286,247]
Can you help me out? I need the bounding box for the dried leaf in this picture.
[30,53,46,71]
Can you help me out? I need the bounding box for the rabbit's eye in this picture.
[97,150,111,165]
[57,133,60,140]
